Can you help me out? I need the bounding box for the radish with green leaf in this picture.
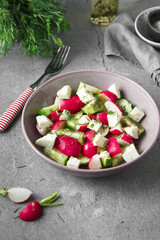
[19,192,62,221]
[0,187,32,203]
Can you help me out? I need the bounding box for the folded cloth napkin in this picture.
[104,0,160,86]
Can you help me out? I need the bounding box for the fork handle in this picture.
[0,87,34,132]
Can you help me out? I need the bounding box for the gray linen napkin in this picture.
[104,0,160,86]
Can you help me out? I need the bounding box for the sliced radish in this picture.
[85,130,95,142]
[0,187,32,203]
[117,133,134,145]
[97,112,108,125]
[76,125,88,132]
[50,120,66,131]
[99,90,117,103]
[55,135,81,157]
[106,137,121,157]
[60,95,84,114]
[110,123,123,135]
[36,124,48,136]
[88,154,102,170]
[105,101,123,116]
[82,141,98,158]
[89,114,97,120]
[48,110,60,121]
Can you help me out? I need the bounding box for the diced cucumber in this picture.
[82,96,104,114]
[56,129,85,145]
[112,155,124,167]
[38,104,59,116]
[77,82,102,94]
[72,111,83,120]
[120,116,145,136]
[101,156,112,167]
[66,120,76,130]
[43,147,69,165]
[116,98,132,115]
[78,154,90,167]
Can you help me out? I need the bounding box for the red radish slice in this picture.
[117,133,134,145]
[76,125,88,132]
[60,95,84,114]
[106,137,121,157]
[82,141,98,158]
[55,135,81,157]
[0,187,32,203]
[19,201,42,221]
[110,123,123,135]
[48,111,60,121]
[97,112,108,125]
[89,114,97,120]
[85,130,95,142]
[88,154,102,169]
[99,90,117,103]
[50,120,66,131]
[105,101,124,116]
[36,124,47,136]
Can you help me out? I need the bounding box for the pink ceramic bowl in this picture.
[22,70,160,177]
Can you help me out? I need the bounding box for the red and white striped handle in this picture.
[0,87,34,132]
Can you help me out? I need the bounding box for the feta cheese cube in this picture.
[76,88,95,103]
[108,83,121,98]
[93,133,108,148]
[129,107,145,122]
[36,115,53,129]
[78,115,90,124]
[35,133,57,149]
[123,125,139,139]
[59,110,70,120]
[107,112,122,128]
[87,120,102,132]
[122,144,140,162]
[67,157,81,169]
[54,96,61,105]
[57,85,72,100]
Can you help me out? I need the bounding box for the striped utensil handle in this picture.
[0,87,34,132]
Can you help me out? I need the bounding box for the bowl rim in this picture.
[21,70,160,175]
[134,6,160,46]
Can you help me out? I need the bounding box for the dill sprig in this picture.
[0,0,70,57]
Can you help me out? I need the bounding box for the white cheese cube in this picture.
[36,115,53,129]
[123,125,139,139]
[78,115,90,124]
[129,107,145,122]
[87,120,102,132]
[57,85,72,99]
[35,133,57,149]
[67,157,81,169]
[108,83,121,98]
[107,112,122,128]
[122,144,140,162]
[99,150,110,158]
[59,110,70,120]
[93,133,108,148]
[76,88,95,103]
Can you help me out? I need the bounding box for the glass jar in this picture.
[91,0,119,26]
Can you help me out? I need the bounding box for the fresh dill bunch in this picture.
[0,0,70,57]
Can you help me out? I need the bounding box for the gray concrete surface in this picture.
[0,0,160,240]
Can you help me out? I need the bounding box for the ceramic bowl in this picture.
[135,6,160,48]
[147,9,160,43]
[22,70,160,177]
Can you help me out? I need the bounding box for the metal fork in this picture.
[0,46,70,132]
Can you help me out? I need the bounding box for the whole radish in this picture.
[0,187,32,203]
[19,192,62,221]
